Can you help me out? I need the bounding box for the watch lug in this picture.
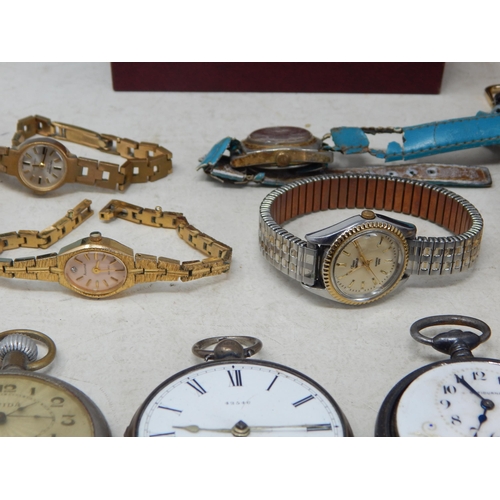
[301,282,336,301]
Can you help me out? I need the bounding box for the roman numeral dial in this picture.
[133,362,349,437]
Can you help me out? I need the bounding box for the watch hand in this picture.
[338,264,363,279]
[4,401,38,416]
[172,425,232,434]
[249,423,333,432]
[456,375,495,410]
[2,414,54,419]
[473,408,488,437]
[353,241,380,284]
[41,147,48,167]
[92,268,113,274]
[173,422,333,435]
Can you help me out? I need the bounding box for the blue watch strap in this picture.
[330,111,500,162]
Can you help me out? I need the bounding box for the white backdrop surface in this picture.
[0,62,499,437]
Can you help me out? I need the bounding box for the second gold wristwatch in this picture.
[0,115,172,193]
[0,200,232,298]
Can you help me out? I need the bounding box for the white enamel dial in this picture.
[18,143,68,192]
[135,361,348,437]
[396,361,500,437]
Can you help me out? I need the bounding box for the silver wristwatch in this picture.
[259,174,483,305]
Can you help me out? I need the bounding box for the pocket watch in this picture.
[259,173,482,305]
[0,329,111,437]
[125,336,353,437]
[375,315,500,437]
[0,199,232,298]
[0,115,172,193]
[198,84,500,186]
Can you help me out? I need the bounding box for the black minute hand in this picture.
[455,375,495,410]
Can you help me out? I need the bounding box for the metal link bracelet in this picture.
[0,200,232,297]
[0,115,172,193]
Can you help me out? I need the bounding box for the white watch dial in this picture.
[396,361,500,437]
[136,361,347,437]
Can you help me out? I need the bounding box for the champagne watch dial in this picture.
[64,251,128,295]
[0,373,94,437]
[323,224,408,305]
[18,142,68,192]
[133,360,348,437]
[396,361,500,437]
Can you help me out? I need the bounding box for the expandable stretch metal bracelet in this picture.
[259,174,483,305]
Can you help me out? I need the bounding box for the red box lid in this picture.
[111,62,445,94]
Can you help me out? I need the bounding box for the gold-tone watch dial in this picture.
[323,224,408,305]
[18,144,68,192]
[64,251,127,295]
[0,374,94,437]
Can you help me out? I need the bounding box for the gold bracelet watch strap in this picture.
[0,200,232,286]
[0,199,93,253]
[99,200,232,282]
[9,115,172,191]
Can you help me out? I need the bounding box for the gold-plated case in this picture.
[58,233,135,298]
[11,137,77,193]
[231,126,333,169]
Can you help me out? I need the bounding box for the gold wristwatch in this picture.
[0,116,172,193]
[0,200,232,298]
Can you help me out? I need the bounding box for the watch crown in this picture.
[89,231,102,242]
[0,334,38,362]
[361,210,376,220]
[275,152,291,167]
